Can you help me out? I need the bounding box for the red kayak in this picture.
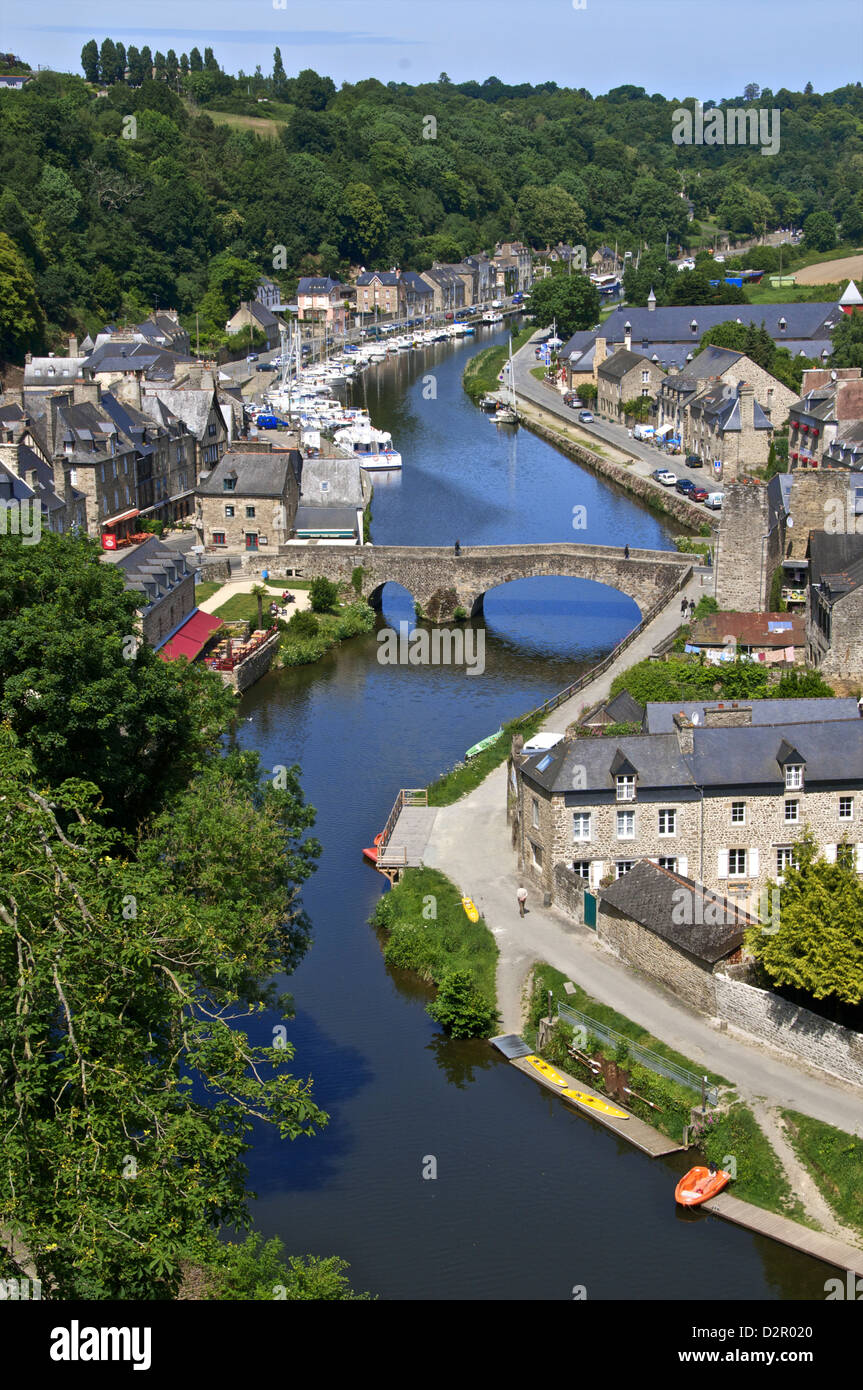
[362,833,384,865]
[675,1165,731,1206]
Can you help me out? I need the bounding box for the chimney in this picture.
[738,381,755,433]
[0,441,19,474]
[72,381,101,407]
[115,374,143,412]
[672,711,694,755]
[68,335,79,359]
[594,337,607,372]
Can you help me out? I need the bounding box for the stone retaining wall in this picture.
[714,970,863,1086]
[198,559,231,583]
[223,632,281,693]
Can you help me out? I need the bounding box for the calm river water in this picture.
[233,329,836,1299]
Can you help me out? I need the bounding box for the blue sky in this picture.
[6,0,862,98]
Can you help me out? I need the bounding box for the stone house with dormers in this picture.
[596,348,665,422]
[511,697,863,908]
[354,270,405,323]
[417,266,465,315]
[806,530,863,678]
[788,368,863,470]
[195,444,302,556]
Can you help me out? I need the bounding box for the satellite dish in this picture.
[787,516,794,527]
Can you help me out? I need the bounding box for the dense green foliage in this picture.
[701,1104,806,1220]
[526,273,600,336]
[462,325,534,403]
[2,59,861,359]
[609,654,834,705]
[191,1237,371,1301]
[747,834,863,1006]
[370,867,498,1034]
[308,577,340,613]
[279,599,374,666]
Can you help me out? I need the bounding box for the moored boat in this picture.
[461,896,480,923]
[674,1164,732,1206]
[465,728,503,759]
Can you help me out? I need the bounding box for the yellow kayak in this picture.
[461,896,480,923]
[561,1087,628,1119]
[524,1055,568,1087]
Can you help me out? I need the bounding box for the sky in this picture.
[5,0,862,99]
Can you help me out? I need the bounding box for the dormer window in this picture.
[616,774,636,801]
[223,477,236,492]
[778,317,787,333]
[690,319,698,334]
[785,764,803,790]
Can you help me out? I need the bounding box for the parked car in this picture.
[714,253,725,264]
[691,486,710,502]
[256,362,272,371]
[653,468,677,486]
[676,477,697,496]
[256,414,278,429]
[685,453,703,468]
[633,424,655,441]
[563,393,583,408]
[492,299,503,308]
[704,492,725,509]
[246,353,259,362]
[578,410,595,423]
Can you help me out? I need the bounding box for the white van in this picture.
[633,424,655,440]
[704,492,724,509]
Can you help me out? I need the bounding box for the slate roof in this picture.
[808,531,863,598]
[84,341,193,381]
[523,733,695,795]
[599,860,752,963]
[401,271,434,297]
[294,504,358,534]
[687,381,772,432]
[356,270,400,286]
[197,449,301,498]
[597,348,656,380]
[111,535,191,606]
[602,690,645,724]
[144,388,222,441]
[296,277,344,295]
[299,456,365,506]
[644,697,859,732]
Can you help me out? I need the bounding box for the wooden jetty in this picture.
[704,1192,863,1276]
[373,789,437,881]
[492,1035,684,1157]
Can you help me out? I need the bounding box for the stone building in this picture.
[598,859,753,1014]
[295,277,349,335]
[511,699,863,907]
[806,531,863,678]
[354,270,406,322]
[100,390,196,526]
[788,367,863,469]
[196,445,302,556]
[107,536,205,651]
[225,299,281,351]
[714,479,779,611]
[596,348,665,422]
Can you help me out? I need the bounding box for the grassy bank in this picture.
[370,867,499,1036]
[462,325,534,404]
[278,600,375,666]
[782,1110,863,1240]
[426,710,545,806]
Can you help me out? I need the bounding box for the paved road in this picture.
[508,335,722,497]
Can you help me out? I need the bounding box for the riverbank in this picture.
[462,324,534,404]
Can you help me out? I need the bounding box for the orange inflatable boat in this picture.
[675,1164,731,1206]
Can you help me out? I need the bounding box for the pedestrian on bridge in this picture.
[624,545,630,560]
[454,539,461,556]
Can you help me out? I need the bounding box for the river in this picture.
[232,329,836,1300]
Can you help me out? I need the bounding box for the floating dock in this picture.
[703,1192,863,1276]
[491,1034,684,1157]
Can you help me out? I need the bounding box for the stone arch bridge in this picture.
[272,543,692,621]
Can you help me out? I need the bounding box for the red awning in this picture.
[159,609,224,662]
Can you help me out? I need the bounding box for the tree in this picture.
[80,40,99,84]
[526,273,600,339]
[830,310,863,370]
[204,46,220,72]
[0,728,327,1298]
[98,38,119,85]
[250,582,270,630]
[803,209,837,251]
[743,82,761,102]
[126,45,145,86]
[140,46,153,80]
[339,182,388,261]
[621,396,652,423]
[272,47,287,99]
[426,970,499,1038]
[0,533,235,826]
[309,578,340,613]
[0,232,44,359]
[189,46,203,72]
[747,834,863,1006]
[516,184,587,248]
[293,68,336,110]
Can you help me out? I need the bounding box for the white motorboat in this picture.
[333,421,402,471]
[482,310,504,324]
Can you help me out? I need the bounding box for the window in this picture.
[658,856,677,872]
[616,810,635,839]
[531,842,543,870]
[225,506,235,518]
[572,812,591,841]
[572,861,591,879]
[211,531,226,546]
[839,796,853,820]
[658,809,676,836]
[223,478,236,491]
[784,800,799,823]
[776,846,798,875]
[731,801,746,824]
[245,506,256,519]
[616,774,635,801]
[208,422,217,437]
[729,849,747,877]
[785,765,803,790]
[615,861,634,879]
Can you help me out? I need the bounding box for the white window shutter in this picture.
[590,861,604,889]
[717,849,728,879]
[824,844,837,863]
[749,848,759,876]
[678,856,688,878]
[857,844,863,873]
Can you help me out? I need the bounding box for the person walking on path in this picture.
[454,539,461,556]
[681,597,688,616]
[624,544,630,560]
[517,886,528,917]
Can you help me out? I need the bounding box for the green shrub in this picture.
[426,969,499,1038]
[281,636,330,666]
[309,577,339,613]
[333,601,375,639]
[383,925,444,982]
[351,565,365,596]
[453,606,467,621]
[287,609,320,639]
